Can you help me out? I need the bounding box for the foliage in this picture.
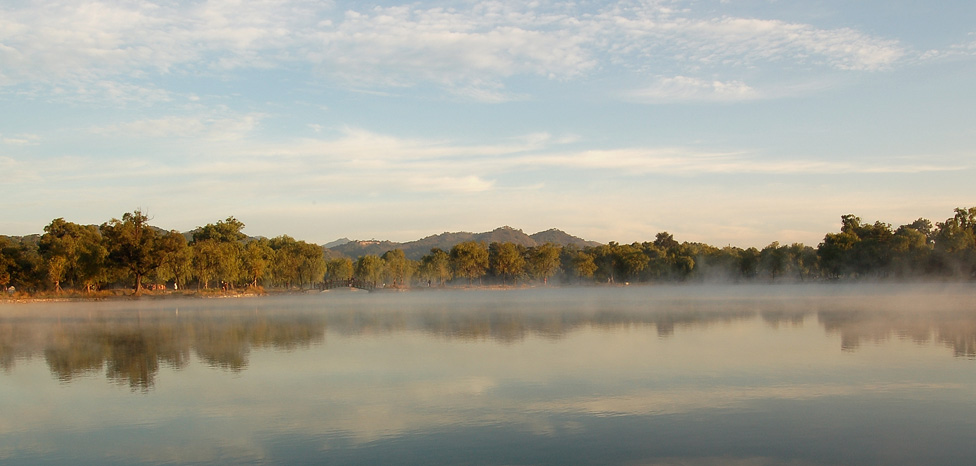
[449,241,489,284]
[7,206,976,296]
[527,243,562,284]
[489,242,526,284]
[354,255,384,285]
[101,210,164,294]
[418,248,452,286]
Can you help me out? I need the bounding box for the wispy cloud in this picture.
[0,1,908,102]
[90,112,264,141]
[628,76,761,103]
[1,133,40,146]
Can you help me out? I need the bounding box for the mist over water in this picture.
[2,284,976,465]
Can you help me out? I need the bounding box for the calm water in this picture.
[2,284,976,465]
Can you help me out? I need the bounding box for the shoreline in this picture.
[3,279,971,305]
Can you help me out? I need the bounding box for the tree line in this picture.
[2,207,976,296]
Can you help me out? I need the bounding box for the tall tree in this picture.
[242,239,274,288]
[568,249,597,284]
[101,210,163,294]
[192,217,246,243]
[354,254,384,285]
[527,243,562,284]
[158,232,192,290]
[450,241,488,285]
[489,242,526,285]
[39,218,106,293]
[269,235,302,288]
[933,207,976,276]
[382,249,409,287]
[296,241,326,289]
[418,248,452,286]
[326,257,354,283]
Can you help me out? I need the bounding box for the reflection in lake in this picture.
[2,284,976,465]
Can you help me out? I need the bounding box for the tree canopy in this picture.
[5,206,976,297]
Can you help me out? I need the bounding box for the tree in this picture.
[355,254,384,285]
[295,241,326,289]
[528,243,562,284]
[450,241,489,285]
[568,249,597,284]
[157,232,192,290]
[191,239,222,289]
[489,242,526,285]
[418,248,452,286]
[654,232,679,250]
[0,236,43,293]
[326,257,354,283]
[933,207,976,276]
[591,243,619,283]
[190,218,249,290]
[615,243,647,282]
[38,218,106,293]
[242,239,274,287]
[817,214,894,279]
[192,217,246,243]
[101,210,163,295]
[382,249,409,287]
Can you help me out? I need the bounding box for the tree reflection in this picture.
[0,309,327,390]
[819,310,976,357]
[2,291,976,390]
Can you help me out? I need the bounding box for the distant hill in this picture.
[327,226,602,260]
[323,238,352,249]
[329,240,402,259]
[530,228,601,248]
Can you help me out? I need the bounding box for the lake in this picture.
[2,284,976,465]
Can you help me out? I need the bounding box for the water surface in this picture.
[2,284,975,465]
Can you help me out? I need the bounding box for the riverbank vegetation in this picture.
[2,208,976,298]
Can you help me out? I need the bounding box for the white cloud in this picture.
[1,133,40,146]
[629,76,761,102]
[404,175,495,193]
[0,1,908,101]
[91,112,264,140]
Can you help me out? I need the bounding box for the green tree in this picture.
[615,243,647,282]
[242,239,274,287]
[326,257,354,283]
[933,207,976,276]
[591,243,619,283]
[0,237,43,293]
[568,249,597,284]
[191,239,223,290]
[295,241,326,289]
[527,243,562,285]
[355,254,384,285]
[38,218,107,293]
[450,241,489,285]
[418,248,452,286]
[157,232,192,290]
[192,217,246,243]
[101,210,164,295]
[382,249,409,287]
[817,214,894,279]
[190,217,248,290]
[489,242,526,284]
[269,235,301,288]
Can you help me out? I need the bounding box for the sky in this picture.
[1,0,974,248]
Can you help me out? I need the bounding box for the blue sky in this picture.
[2,0,974,247]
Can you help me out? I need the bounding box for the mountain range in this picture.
[325,226,601,260]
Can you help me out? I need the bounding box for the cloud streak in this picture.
[0,1,909,102]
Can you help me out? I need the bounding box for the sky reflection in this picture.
[2,285,976,465]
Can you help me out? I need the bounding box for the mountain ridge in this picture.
[327,227,600,260]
